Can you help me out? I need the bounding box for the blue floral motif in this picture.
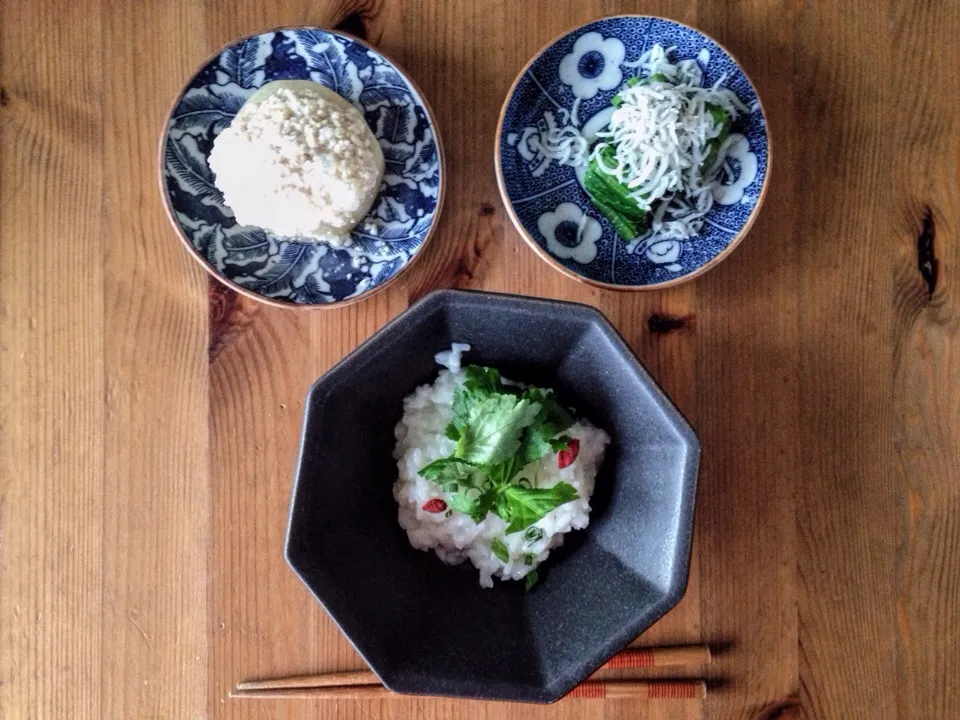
[161,28,442,306]
[498,16,769,288]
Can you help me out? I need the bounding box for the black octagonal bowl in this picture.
[285,289,700,703]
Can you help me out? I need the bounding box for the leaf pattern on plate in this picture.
[169,84,250,138]
[217,36,270,88]
[294,29,363,101]
[160,28,442,305]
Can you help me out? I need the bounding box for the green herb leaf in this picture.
[549,435,573,452]
[525,570,539,590]
[626,75,640,87]
[502,482,579,534]
[455,395,541,467]
[523,552,535,566]
[524,526,544,543]
[515,388,576,465]
[611,94,623,108]
[524,388,574,429]
[418,457,476,485]
[463,365,503,395]
[449,365,515,436]
[468,491,497,523]
[491,537,510,563]
[495,489,511,521]
[446,492,476,515]
[451,387,480,432]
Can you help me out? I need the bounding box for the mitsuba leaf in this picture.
[418,457,476,485]
[469,491,497,523]
[502,482,579,534]
[444,423,461,441]
[518,389,575,465]
[447,492,478,516]
[450,365,506,432]
[455,395,541,467]
[491,537,510,563]
[463,365,503,394]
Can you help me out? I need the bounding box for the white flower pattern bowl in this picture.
[159,28,444,308]
[495,16,770,290]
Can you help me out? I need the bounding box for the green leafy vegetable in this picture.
[463,365,504,395]
[418,457,477,485]
[502,482,579,534]
[445,492,476,516]
[469,491,497,524]
[455,395,541,466]
[701,103,731,173]
[584,146,648,241]
[417,365,582,541]
[524,526,544,543]
[491,537,510,563]
[518,388,574,464]
[525,570,539,590]
[588,192,643,240]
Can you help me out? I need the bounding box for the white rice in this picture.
[392,344,610,587]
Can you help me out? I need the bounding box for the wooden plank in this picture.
[203,6,395,720]
[0,1,105,718]
[99,0,210,718]
[889,1,960,718]
[791,1,899,717]
[695,0,801,717]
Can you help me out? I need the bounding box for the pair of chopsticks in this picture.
[230,644,710,700]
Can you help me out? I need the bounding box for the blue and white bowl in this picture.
[496,16,770,290]
[160,28,444,308]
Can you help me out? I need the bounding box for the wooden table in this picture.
[2,0,958,718]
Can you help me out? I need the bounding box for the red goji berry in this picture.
[557,438,580,469]
[422,498,447,513]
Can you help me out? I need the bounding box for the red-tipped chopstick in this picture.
[230,644,711,700]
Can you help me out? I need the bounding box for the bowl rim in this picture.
[157,25,447,310]
[494,14,772,292]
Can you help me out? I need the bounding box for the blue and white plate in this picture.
[496,16,769,289]
[160,28,444,307]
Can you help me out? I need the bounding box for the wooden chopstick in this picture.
[230,685,393,699]
[236,669,378,691]
[232,644,711,696]
[566,680,707,700]
[235,645,710,692]
[229,680,706,701]
[604,645,711,669]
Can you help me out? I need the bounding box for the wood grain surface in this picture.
[1,1,958,718]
